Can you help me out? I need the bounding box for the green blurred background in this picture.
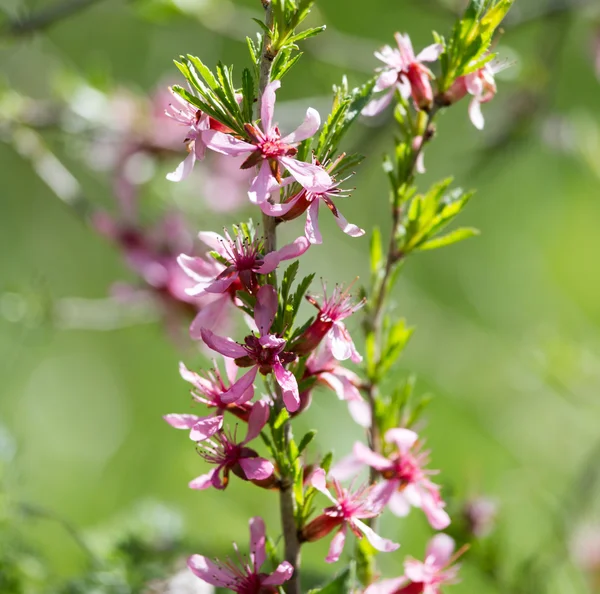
[2,0,600,591]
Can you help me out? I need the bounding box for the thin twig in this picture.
[1,0,106,37]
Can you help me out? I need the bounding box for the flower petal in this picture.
[353,519,400,553]
[387,490,411,516]
[281,107,321,144]
[262,561,294,586]
[189,296,231,337]
[188,469,217,490]
[187,554,236,587]
[416,43,444,62]
[200,328,247,358]
[364,577,409,594]
[276,235,310,261]
[163,413,201,429]
[239,456,275,480]
[384,427,418,453]
[362,89,394,117]
[469,98,485,130]
[221,366,258,405]
[353,441,393,471]
[189,415,224,441]
[305,199,322,244]
[374,69,399,92]
[333,207,365,238]
[325,525,347,563]
[309,468,338,504]
[347,399,372,428]
[280,156,332,193]
[249,516,267,570]
[261,80,281,133]
[202,130,254,156]
[273,360,300,413]
[204,275,236,294]
[244,399,271,442]
[197,231,228,255]
[254,284,278,336]
[426,533,455,568]
[166,150,196,182]
[421,492,451,530]
[330,453,364,481]
[248,160,274,204]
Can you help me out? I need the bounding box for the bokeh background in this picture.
[2,0,600,591]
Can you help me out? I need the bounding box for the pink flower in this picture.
[188,516,293,592]
[363,33,443,115]
[188,400,274,490]
[163,359,253,441]
[301,468,399,563]
[305,338,371,427]
[365,534,461,594]
[165,88,211,182]
[165,88,235,182]
[178,230,309,296]
[292,283,365,362]
[200,285,300,412]
[202,80,331,204]
[333,428,450,530]
[259,157,364,244]
[444,63,498,130]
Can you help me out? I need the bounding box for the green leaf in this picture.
[273,408,290,430]
[297,430,317,456]
[241,68,255,122]
[186,55,219,90]
[272,50,304,80]
[287,25,326,45]
[320,451,333,473]
[417,227,480,251]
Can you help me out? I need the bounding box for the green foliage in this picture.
[438,0,515,91]
[173,56,248,137]
[398,179,478,255]
[270,0,326,53]
[274,261,315,340]
[315,76,376,160]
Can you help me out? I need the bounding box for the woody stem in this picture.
[256,3,301,594]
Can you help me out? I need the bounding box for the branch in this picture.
[1,0,105,37]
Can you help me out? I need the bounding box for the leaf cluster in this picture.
[269,0,326,53]
[172,55,251,138]
[437,0,515,91]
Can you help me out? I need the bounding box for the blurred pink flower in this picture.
[200,285,300,412]
[333,428,450,530]
[188,516,293,592]
[292,283,365,363]
[363,33,443,115]
[365,534,461,594]
[444,63,498,129]
[203,80,331,204]
[163,359,253,441]
[189,400,274,490]
[305,338,371,427]
[301,468,399,563]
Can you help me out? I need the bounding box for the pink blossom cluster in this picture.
[159,26,489,593]
[362,32,499,130]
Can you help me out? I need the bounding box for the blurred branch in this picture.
[1,0,105,37]
[18,501,101,568]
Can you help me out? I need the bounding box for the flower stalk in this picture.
[257,3,301,593]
